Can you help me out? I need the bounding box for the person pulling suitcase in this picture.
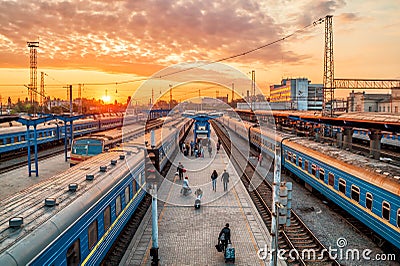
[217,223,235,263]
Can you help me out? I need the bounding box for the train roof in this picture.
[285,138,400,195]
[143,117,190,148]
[0,145,143,264]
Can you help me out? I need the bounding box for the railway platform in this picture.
[121,130,285,265]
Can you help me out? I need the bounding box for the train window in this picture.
[382,201,390,221]
[328,173,334,187]
[338,179,346,194]
[397,209,400,227]
[311,164,317,176]
[6,138,11,144]
[0,139,3,145]
[298,157,302,168]
[104,206,111,231]
[304,161,309,173]
[116,195,122,216]
[125,186,130,204]
[13,136,18,143]
[292,154,296,163]
[88,220,98,250]
[365,193,373,210]
[287,152,292,161]
[20,135,25,141]
[319,169,325,181]
[132,180,137,195]
[351,185,360,203]
[66,239,80,266]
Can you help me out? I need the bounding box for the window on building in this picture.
[382,201,390,221]
[116,195,122,216]
[66,239,80,266]
[319,169,325,181]
[311,164,317,176]
[338,179,346,194]
[125,186,130,205]
[366,193,373,211]
[328,173,334,186]
[88,220,98,250]
[368,106,372,112]
[351,185,360,203]
[395,106,398,113]
[379,106,381,112]
[383,106,386,112]
[103,206,111,231]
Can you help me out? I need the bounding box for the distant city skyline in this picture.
[0,0,399,104]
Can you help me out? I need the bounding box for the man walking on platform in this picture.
[211,170,218,191]
[221,169,230,192]
[218,223,231,252]
[177,162,184,180]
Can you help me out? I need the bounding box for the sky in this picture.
[0,0,399,104]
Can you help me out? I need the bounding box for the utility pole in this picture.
[323,15,334,117]
[27,41,39,114]
[169,84,172,109]
[250,70,255,110]
[69,85,73,115]
[40,72,45,113]
[270,143,281,266]
[78,84,82,114]
[231,83,234,103]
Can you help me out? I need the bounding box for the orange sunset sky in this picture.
[0,0,399,104]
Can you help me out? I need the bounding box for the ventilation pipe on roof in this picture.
[9,217,23,228]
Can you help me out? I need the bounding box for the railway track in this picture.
[212,120,339,266]
[0,146,65,174]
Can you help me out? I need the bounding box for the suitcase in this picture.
[224,244,235,263]
[194,199,201,209]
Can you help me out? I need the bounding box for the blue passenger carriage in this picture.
[0,146,146,265]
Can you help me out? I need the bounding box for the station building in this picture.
[347,88,400,113]
[237,78,323,111]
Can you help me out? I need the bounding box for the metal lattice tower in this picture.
[27,41,39,105]
[322,15,334,116]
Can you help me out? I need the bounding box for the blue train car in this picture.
[0,114,140,155]
[0,146,146,265]
[282,141,400,249]
[219,116,400,249]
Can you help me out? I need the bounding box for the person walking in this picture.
[211,170,218,191]
[258,153,263,166]
[208,144,212,158]
[221,169,230,192]
[190,140,195,156]
[218,223,231,252]
[177,162,184,180]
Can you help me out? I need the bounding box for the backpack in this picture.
[220,232,225,241]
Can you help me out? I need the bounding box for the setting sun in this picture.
[102,95,111,103]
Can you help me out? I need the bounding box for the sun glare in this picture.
[102,95,111,103]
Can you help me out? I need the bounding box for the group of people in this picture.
[179,138,223,159]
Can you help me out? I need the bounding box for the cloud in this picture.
[0,0,326,75]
